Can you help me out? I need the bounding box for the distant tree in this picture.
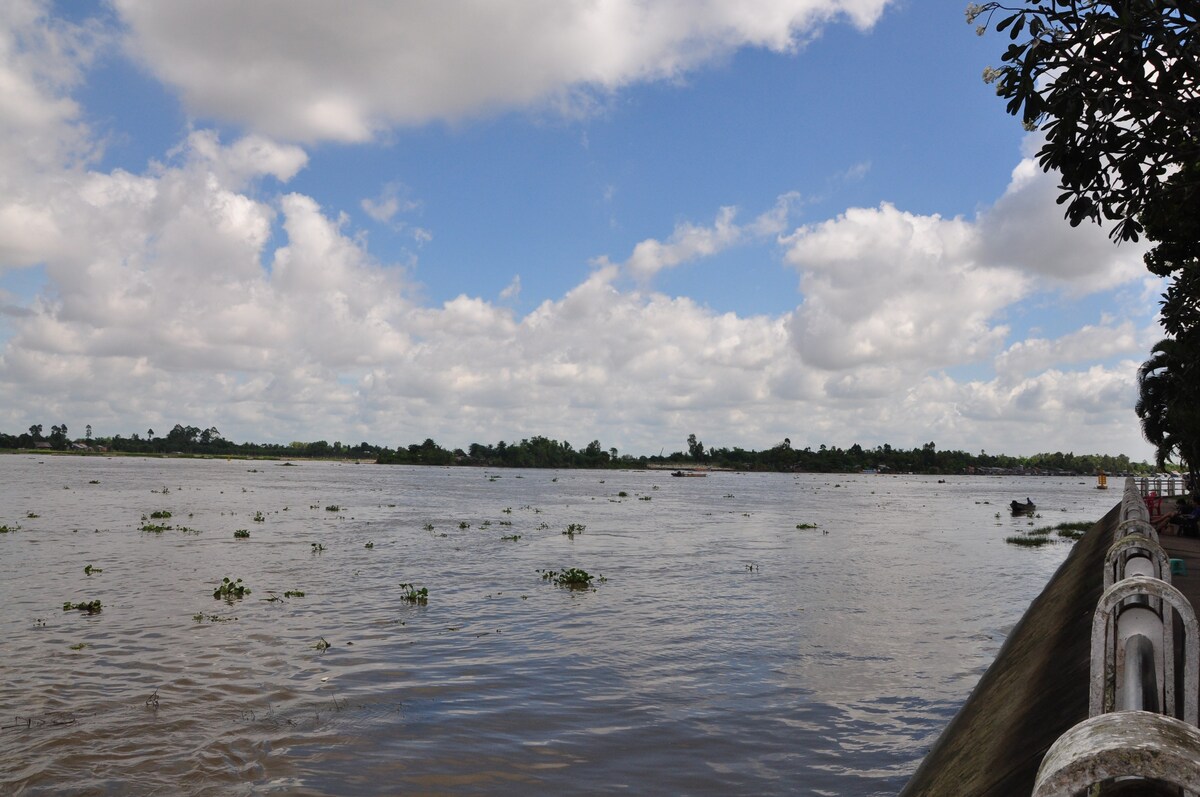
[85,424,92,441]
[29,424,42,440]
[687,433,705,462]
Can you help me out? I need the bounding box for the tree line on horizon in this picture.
[0,423,1151,475]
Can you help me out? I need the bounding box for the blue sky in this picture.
[0,0,1161,457]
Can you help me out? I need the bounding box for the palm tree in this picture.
[1136,337,1200,490]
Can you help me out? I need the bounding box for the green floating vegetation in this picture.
[26,511,40,519]
[192,612,236,623]
[213,577,250,600]
[233,529,250,538]
[0,524,19,534]
[399,583,428,605]
[83,564,102,575]
[88,480,100,484]
[795,523,818,530]
[284,590,306,598]
[313,637,331,651]
[140,523,170,533]
[63,599,102,614]
[252,511,265,522]
[538,567,605,588]
[69,642,88,650]
[1005,535,1055,548]
[618,491,629,498]
[311,543,326,553]
[149,510,172,519]
[500,534,522,541]
[364,541,374,549]
[423,522,435,532]
[562,523,586,538]
[459,521,470,529]
[325,505,340,512]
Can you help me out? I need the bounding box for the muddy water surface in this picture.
[0,456,1115,795]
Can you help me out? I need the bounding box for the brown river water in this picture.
[0,456,1116,795]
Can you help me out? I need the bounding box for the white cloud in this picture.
[783,202,1024,374]
[977,156,1149,290]
[0,6,1160,459]
[113,0,893,142]
[612,194,797,281]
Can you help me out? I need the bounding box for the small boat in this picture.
[671,470,707,477]
[1010,499,1036,515]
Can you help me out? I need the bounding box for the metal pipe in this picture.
[1123,633,1158,713]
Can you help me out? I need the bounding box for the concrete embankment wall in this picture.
[900,502,1121,796]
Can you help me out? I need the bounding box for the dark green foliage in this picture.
[213,577,250,600]
[969,1,1199,243]
[538,567,605,588]
[399,583,428,604]
[233,529,250,538]
[63,599,102,613]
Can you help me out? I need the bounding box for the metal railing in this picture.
[1033,478,1200,796]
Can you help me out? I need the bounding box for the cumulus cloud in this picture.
[977,157,1149,290]
[783,202,1025,376]
[608,194,797,281]
[0,4,1159,458]
[113,0,893,141]
[779,147,1148,391]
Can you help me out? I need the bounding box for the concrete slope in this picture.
[900,502,1120,796]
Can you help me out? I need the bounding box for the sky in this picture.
[0,0,1165,458]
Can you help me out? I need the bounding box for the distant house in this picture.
[33,442,52,449]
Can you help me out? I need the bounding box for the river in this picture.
[0,456,1116,795]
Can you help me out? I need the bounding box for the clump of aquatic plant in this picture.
[213,577,251,600]
[26,511,40,519]
[311,543,326,553]
[1028,525,1055,536]
[63,599,102,614]
[498,520,513,526]
[537,567,605,589]
[313,637,331,651]
[0,524,17,533]
[252,511,266,523]
[795,523,818,530]
[459,521,470,529]
[501,534,522,542]
[83,564,102,575]
[88,480,100,484]
[536,522,550,530]
[69,643,88,650]
[140,523,170,533]
[480,520,491,527]
[325,505,340,512]
[1056,521,1091,540]
[1005,535,1054,548]
[399,583,428,605]
[423,522,434,532]
[364,541,374,549]
[233,529,250,538]
[502,507,512,514]
[618,491,629,498]
[192,612,237,623]
[639,495,651,501]
[284,590,306,598]
[149,510,172,519]
[562,523,586,538]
